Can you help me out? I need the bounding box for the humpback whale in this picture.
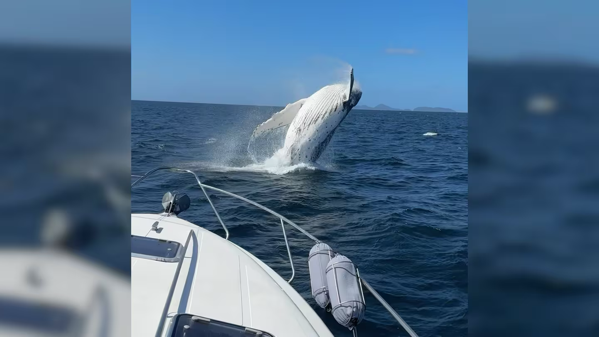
[251,68,362,164]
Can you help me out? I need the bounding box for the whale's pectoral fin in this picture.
[251,98,307,138]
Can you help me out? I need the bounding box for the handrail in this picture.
[155,230,195,337]
[132,167,229,240]
[198,183,320,243]
[280,218,295,283]
[361,279,419,337]
[132,167,418,337]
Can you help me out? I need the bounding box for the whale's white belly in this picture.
[282,84,348,163]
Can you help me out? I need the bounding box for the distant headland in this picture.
[355,104,461,112]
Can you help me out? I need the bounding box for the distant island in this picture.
[356,104,409,111]
[355,104,458,112]
[413,107,456,112]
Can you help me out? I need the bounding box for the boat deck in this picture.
[131,213,333,337]
[0,249,129,337]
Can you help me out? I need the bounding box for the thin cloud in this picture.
[386,48,418,55]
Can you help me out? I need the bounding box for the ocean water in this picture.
[0,45,130,274]
[469,61,599,337]
[132,100,468,336]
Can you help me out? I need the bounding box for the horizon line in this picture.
[132,99,467,112]
[131,98,284,109]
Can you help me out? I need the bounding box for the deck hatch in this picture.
[131,235,182,262]
[168,314,275,336]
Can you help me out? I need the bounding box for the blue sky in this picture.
[132,1,468,111]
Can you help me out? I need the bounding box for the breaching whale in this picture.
[251,68,362,164]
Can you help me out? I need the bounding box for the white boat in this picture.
[131,167,419,337]
[0,248,130,337]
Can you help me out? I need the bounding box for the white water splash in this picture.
[245,148,317,174]
[185,148,331,175]
[188,162,319,175]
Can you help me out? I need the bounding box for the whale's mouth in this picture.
[346,69,363,110]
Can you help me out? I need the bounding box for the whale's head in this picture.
[348,83,362,109]
[345,68,362,110]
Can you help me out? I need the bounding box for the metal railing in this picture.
[154,229,195,337]
[132,167,419,337]
[132,167,229,240]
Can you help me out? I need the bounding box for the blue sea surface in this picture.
[132,101,468,336]
[469,61,599,337]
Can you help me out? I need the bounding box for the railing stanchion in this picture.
[179,169,229,240]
